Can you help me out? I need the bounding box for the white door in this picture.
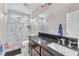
[66,11,79,38]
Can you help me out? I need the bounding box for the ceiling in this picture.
[8,3,41,16]
[38,3,72,17]
[0,3,72,18]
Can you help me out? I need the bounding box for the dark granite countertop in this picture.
[29,35,78,56]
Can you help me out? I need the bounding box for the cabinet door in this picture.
[34,45,40,54]
[29,39,40,56]
[28,42,32,55]
[32,49,40,56]
[41,47,52,56]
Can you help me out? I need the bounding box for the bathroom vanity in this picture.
[28,32,78,56]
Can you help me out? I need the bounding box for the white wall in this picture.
[0,4,5,42]
[0,13,4,41]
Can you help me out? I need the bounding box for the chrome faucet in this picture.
[68,40,72,48]
[61,38,65,45]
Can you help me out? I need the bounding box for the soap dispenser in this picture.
[58,24,63,36]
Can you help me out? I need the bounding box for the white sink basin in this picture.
[47,42,78,56]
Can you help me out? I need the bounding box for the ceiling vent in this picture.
[41,3,52,8]
[24,3,28,6]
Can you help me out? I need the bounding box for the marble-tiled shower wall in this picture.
[3,12,30,49]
